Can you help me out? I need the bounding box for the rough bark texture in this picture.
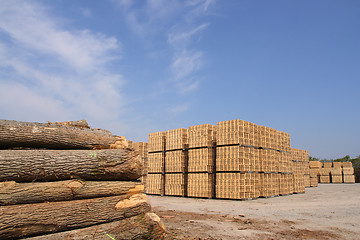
[24,212,166,240]
[0,180,144,206]
[0,149,142,182]
[0,120,127,150]
[0,193,150,240]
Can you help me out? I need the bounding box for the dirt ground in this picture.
[148,184,360,239]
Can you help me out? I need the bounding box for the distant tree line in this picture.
[309,155,360,170]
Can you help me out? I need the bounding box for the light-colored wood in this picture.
[0,193,150,240]
[0,180,143,206]
[24,212,165,240]
[0,119,127,150]
[0,149,142,182]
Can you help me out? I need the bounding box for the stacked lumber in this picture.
[133,142,148,186]
[259,173,279,197]
[147,132,166,195]
[315,161,355,184]
[165,150,187,173]
[291,148,309,192]
[0,120,165,239]
[188,124,216,198]
[164,173,186,196]
[216,172,259,199]
[342,162,355,183]
[216,146,259,172]
[309,161,322,187]
[165,128,188,150]
[279,173,294,195]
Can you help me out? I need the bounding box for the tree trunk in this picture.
[24,212,166,240]
[0,180,144,206]
[0,193,150,240]
[0,149,142,182]
[0,120,127,150]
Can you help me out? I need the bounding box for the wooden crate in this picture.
[216,146,259,172]
[215,172,259,199]
[165,128,188,150]
[279,173,293,195]
[164,173,186,196]
[319,168,331,176]
[342,167,354,175]
[333,162,342,168]
[323,162,332,168]
[342,162,353,168]
[331,175,342,183]
[188,124,217,148]
[148,131,166,152]
[147,152,165,173]
[165,150,186,173]
[330,168,342,176]
[216,119,259,147]
[319,175,330,183]
[188,148,214,172]
[293,173,305,193]
[343,175,355,183]
[259,149,278,173]
[146,174,164,195]
[310,168,319,178]
[310,177,318,187]
[259,173,279,197]
[309,161,323,169]
[304,174,311,188]
[187,173,214,198]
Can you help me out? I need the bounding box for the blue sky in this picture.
[0,0,359,159]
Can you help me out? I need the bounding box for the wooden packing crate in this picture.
[187,173,214,198]
[146,174,164,195]
[333,162,342,168]
[165,128,188,150]
[164,173,186,196]
[310,177,318,187]
[147,152,165,173]
[309,161,323,169]
[310,168,319,178]
[133,142,148,158]
[216,146,259,172]
[259,173,279,197]
[330,168,342,176]
[331,175,342,183]
[342,162,353,168]
[319,168,331,176]
[216,119,259,147]
[279,173,293,195]
[188,148,214,172]
[148,131,166,152]
[259,149,278,173]
[293,173,305,193]
[188,124,217,148]
[165,150,187,173]
[278,151,292,173]
[343,174,355,183]
[342,167,354,175]
[319,175,330,183]
[215,172,259,199]
[323,162,332,168]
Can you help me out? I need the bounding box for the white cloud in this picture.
[80,8,92,17]
[168,23,209,49]
[171,50,203,80]
[0,0,127,134]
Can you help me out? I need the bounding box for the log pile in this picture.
[0,120,165,240]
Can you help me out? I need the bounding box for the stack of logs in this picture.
[0,120,165,240]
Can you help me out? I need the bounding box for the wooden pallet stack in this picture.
[342,162,355,183]
[331,162,343,183]
[309,161,322,187]
[146,132,166,195]
[291,148,308,193]
[216,120,259,200]
[0,120,165,240]
[259,173,279,197]
[133,142,148,186]
[187,124,216,198]
[164,128,188,196]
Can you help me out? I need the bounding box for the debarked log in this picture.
[0,180,144,206]
[0,193,150,240]
[0,149,142,182]
[24,212,166,240]
[0,119,127,150]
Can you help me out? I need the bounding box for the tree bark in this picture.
[24,212,166,240]
[0,180,144,206]
[0,120,127,150]
[0,149,142,182]
[0,193,150,240]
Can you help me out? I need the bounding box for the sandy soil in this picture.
[148,184,360,239]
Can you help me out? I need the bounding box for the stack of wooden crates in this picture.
[312,161,355,184]
[146,119,312,200]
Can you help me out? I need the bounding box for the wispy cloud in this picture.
[0,0,127,133]
[112,0,215,97]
